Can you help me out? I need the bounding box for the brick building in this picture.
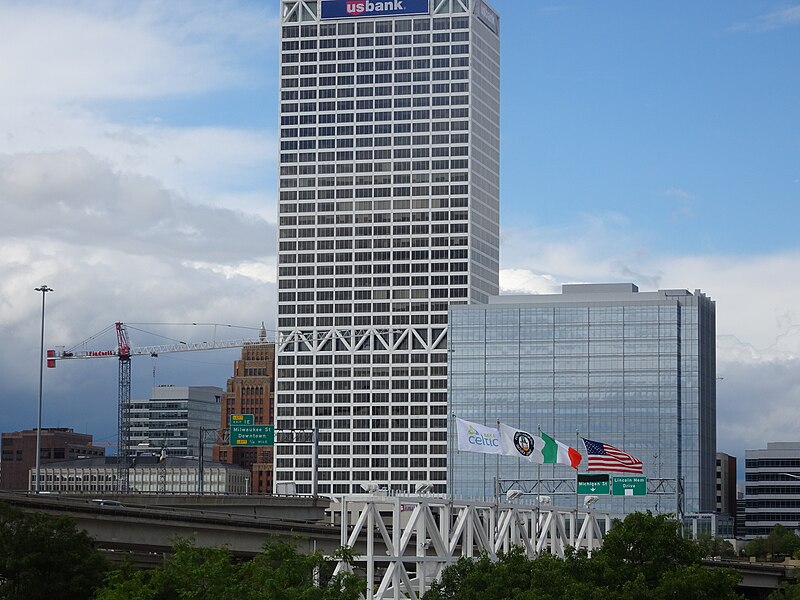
[0,428,104,491]
[212,342,275,494]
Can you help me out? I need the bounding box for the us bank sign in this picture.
[321,0,430,19]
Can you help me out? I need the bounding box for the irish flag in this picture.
[540,431,582,470]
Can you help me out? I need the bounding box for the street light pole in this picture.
[34,284,53,494]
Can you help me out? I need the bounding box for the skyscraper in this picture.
[276,0,500,494]
[448,284,717,516]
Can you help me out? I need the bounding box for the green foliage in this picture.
[694,533,737,559]
[423,511,743,600]
[597,511,702,588]
[774,582,800,600]
[0,501,107,600]
[94,538,364,600]
[744,524,800,560]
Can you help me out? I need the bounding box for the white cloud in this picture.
[0,104,278,214]
[730,5,800,32]
[0,0,277,103]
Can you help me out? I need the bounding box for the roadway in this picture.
[1,491,342,562]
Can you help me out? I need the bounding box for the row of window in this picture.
[281,58,467,78]
[278,263,465,277]
[283,79,469,93]
[279,245,467,259]
[278,456,445,467]
[278,404,446,416]
[279,289,450,302]
[280,182,469,194]
[276,352,448,366]
[746,459,800,468]
[281,31,469,50]
[276,391,448,401]
[275,428,447,442]
[281,132,469,148]
[280,225,468,238]
[281,92,469,108]
[278,299,464,314]
[281,164,468,179]
[282,18,469,39]
[278,277,467,290]
[282,46,469,64]
[281,107,469,125]
[276,378,448,391]
[276,379,444,391]
[278,315,447,327]
[279,200,461,214]
[280,251,468,264]
[282,95,467,115]
[281,155,468,171]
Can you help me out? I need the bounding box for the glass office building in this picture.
[449,284,717,516]
[127,385,223,461]
[275,0,500,494]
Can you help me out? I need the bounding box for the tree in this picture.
[0,501,107,600]
[95,538,364,600]
[695,533,737,559]
[423,511,742,600]
[744,524,800,560]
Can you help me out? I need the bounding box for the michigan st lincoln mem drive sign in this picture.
[321,0,430,19]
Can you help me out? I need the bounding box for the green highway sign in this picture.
[230,424,274,446]
[577,473,610,495]
[612,475,647,496]
[230,414,255,426]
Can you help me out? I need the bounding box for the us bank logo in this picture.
[321,0,430,19]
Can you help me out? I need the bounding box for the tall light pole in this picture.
[34,285,53,493]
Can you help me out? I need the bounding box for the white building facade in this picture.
[275,0,500,494]
[745,442,800,538]
[32,456,248,495]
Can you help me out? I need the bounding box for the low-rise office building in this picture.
[1,428,104,491]
[745,441,800,538]
[32,455,248,495]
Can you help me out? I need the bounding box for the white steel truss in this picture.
[278,326,448,354]
[333,494,613,600]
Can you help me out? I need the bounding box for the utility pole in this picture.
[34,285,53,493]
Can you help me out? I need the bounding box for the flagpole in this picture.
[537,424,542,543]
[495,418,500,504]
[536,424,542,503]
[449,412,455,502]
[575,429,580,544]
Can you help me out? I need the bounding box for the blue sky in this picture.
[1,0,799,478]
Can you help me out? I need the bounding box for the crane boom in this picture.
[48,322,267,363]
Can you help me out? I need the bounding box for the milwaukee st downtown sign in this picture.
[321,0,430,19]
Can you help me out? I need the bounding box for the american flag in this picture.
[582,438,643,474]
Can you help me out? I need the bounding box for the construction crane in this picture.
[48,321,269,492]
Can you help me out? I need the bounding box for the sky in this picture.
[1,1,799,480]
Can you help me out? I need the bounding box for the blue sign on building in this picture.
[321,0,430,19]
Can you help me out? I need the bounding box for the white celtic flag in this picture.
[455,417,503,455]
